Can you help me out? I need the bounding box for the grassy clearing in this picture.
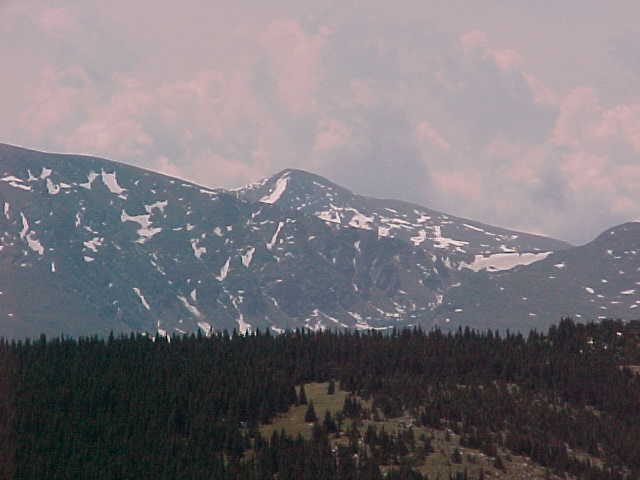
[260,382,566,479]
[260,382,349,439]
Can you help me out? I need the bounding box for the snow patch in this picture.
[410,230,427,246]
[432,225,468,249]
[190,238,206,259]
[348,211,374,230]
[133,287,151,310]
[19,213,44,255]
[267,221,284,250]
[101,169,126,195]
[197,321,212,336]
[461,252,552,272]
[79,171,98,189]
[241,247,255,268]
[121,210,162,242]
[178,295,202,317]
[145,200,168,215]
[317,209,341,224]
[216,257,231,281]
[231,296,251,334]
[45,178,60,195]
[1,175,31,191]
[260,173,289,204]
[83,237,103,253]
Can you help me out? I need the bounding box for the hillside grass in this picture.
[259,382,568,479]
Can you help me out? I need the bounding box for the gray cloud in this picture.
[2,1,640,244]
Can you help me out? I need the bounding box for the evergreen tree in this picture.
[304,401,318,423]
[298,385,308,406]
[328,379,336,395]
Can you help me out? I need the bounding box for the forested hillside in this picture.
[3,320,640,479]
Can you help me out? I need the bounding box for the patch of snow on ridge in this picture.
[3,202,9,219]
[317,209,341,224]
[19,213,44,255]
[348,210,374,230]
[267,222,284,250]
[79,171,98,189]
[190,238,206,259]
[178,295,202,317]
[132,288,151,310]
[585,287,595,294]
[83,237,103,253]
[216,257,231,281]
[460,252,552,272]
[621,289,636,295]
[241,247,255,268]
[121,210,161,242]
[231,296,251,334]
[462,223,485,233]
[40,167,52,179]
[145,200,168,215]
[1,175,31,191]
[197,321,212,336]
[260,173,289,204]
[46,178,60,195]
[101,169,126,195]
[432,225,468,249]
[410,230,427,246]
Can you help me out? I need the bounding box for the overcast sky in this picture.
[2,1,640,244]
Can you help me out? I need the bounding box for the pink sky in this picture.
[1,0,640,244]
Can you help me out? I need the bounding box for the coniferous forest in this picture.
[2,319,640,479]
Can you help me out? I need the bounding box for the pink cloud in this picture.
[560,151,611,193]
[20,67,93,139]
[432,170,482,200]
[460,30,488,54]
[313,118,352,152]
[594,104,640,153]
[261,19,329,116]
[415,121,450,152]
[489,49,523,72]
[552,86,601,148]
[36,7,77,33]
[460,30,522,71]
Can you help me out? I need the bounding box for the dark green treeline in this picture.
[0,319,639,479]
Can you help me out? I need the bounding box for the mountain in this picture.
[0,144,474,338]
[237,168,571,261]
[3,143,636,339]
[435,222,640,331]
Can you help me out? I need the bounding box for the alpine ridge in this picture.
[1,143,638,338]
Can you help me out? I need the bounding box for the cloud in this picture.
[2,1,640,244]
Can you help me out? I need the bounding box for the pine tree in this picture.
[323,410,337,433]
[328,380,336,395]
[304,401,318,423]
[298,385,308,406]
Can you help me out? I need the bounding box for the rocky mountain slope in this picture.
[237,168,570,261]
[0,144,470,338]
[434,222,640,331]
[2,143,638,338]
